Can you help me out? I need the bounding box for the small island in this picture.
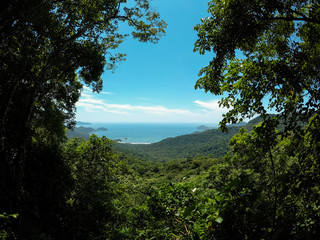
[96,127,108,131]
[196,125,213,132]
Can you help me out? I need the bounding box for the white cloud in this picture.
[134,105,191,115]
[194,100,228,112]
[82,86,92,92]
[101,91,113,95]
[76,102,106,112]
[76,92,228,123]
[80,98,105,105]
[76,91,192,117]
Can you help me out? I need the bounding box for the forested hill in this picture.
[66,126,108,140]
[116,118,261,162]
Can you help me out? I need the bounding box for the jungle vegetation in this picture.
[1,0,320,239]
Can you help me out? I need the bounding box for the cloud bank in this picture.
[76,89,228,123]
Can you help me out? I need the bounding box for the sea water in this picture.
[77,122,218,144]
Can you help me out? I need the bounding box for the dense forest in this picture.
[1,0,320,239]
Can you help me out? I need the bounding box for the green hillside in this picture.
[115,115,291,162]
[66,126,108,140]
[116,120,259,162]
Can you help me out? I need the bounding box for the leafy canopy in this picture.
[0,1,166,236]
[0,0,166,131]
[194,0,320,131]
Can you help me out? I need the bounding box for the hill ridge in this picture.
[115,115,279,161]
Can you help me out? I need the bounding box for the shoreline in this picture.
[118,142,152,145]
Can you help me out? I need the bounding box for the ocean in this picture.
[77,122,218,144]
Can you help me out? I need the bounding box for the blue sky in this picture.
[76,0,228,123]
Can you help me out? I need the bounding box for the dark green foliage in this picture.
[1,114,319,240]
[20,143,72,239]
[1,0,320,239]
[0,0,166,238]
[194,0,320,133]
[62,135,124,239]
[126,116,320,239]
[0,122,72,239]
[198,116,320,239]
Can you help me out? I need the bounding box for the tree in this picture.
[202,116,320,239]
[63,135,124,239]
[0,0,166,237]
[0,0,166,143]
[193,2,320,236]
[194,0,320,132]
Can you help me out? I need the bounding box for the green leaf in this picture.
[215,216,223,224]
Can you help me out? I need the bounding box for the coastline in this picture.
[74,122,219,144]
[118,142,152,145]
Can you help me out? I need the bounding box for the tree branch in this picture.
[270,16,320,25]
[268,6,320,25]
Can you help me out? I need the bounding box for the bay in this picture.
[77,122,218,144]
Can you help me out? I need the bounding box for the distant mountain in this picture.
[67,126,94,140]
[96,127,108,131]
[242,115,276,131]
[67,126,108,140]
[195,125,214,132]
[242,114,304,132]
[228,122,247,127]
[194,122,247,133]
[116,116,274,162]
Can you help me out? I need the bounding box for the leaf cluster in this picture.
[194,0,320,132]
